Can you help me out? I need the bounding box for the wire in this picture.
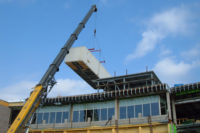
[91,1,108,76]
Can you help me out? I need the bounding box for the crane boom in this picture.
[7,5,97,133]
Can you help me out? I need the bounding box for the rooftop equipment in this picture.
[65,46,111,88]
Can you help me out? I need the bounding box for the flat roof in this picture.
[95,71,161,82]
[170,82,200,100]
[8,101,24,107]
[93,71,161,90]
[0,99,9,107]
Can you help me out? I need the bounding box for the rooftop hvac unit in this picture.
[65,46,111,88]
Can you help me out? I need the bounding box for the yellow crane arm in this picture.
[7,85,43,133]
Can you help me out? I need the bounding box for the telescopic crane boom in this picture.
[7,5,97,133]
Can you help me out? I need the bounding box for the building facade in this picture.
[5,71,200,133]
[29,72,174,133]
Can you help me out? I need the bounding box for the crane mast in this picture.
[7,5,97,133]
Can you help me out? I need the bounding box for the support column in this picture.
[171,97,177,125]
[166,92,175,133]
[115,98,119,121]
[115,98,119,133]
[123,78,125,90]
[166,92,172,121]
[69,104,73,128]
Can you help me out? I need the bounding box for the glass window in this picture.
[93,109,100,121]
[87,110,93,122]
[160,102,166,115]
[56,112,62,123]
[143,104,150,117]
[101,108,107,121]
[49,112,55,124]
[135,105,142,118]
[62,112,69,123]
[36,113,43,124]
[80,110,86,122]
[151,102,159,116]
[108,108,114,120]
[127,105,134,118]
[43,112,49,124]
[120,106,126,119]
[73,111,79,122]
[31,113,36,124]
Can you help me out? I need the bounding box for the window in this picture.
[49,112,55,124]
[135,105,142,118]
[31,113,36,124]
[160,102,166,115]
[101,108,107,121]
[73,111,79,122]
[93,109,100,121]
[120,106,126,119]
[151,102,159,116]
[108,108,114,120]
[36,113,43,124]
[80,110,86,122]
[43,112,49,124]
[86,110,93,122]
[56,112,62,123]
[62,112,69,123]
[127,105,134,118]
[143,104,150,117]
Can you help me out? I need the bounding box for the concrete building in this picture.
[29,71,172,133]
[0,100,11,133]
[4,74,200,133]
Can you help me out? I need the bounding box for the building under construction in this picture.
[1,46,200,133]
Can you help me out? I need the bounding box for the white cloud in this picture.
[150,7,190,34]
[0,81,37,102]
[153,58,200,85]
[0,78,96,102]
[126,6,192,62]
[48,78,96,97]
[126,30,164,61]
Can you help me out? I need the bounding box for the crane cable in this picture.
[93,9,101,77]
[92,3,106,78]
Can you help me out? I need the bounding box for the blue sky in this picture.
[0,0,200,101]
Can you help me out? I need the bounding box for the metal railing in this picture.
[30,115,168,129]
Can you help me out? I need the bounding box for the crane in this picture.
[7,5,97,133]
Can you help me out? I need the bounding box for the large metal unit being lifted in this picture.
[65,46,111,88]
